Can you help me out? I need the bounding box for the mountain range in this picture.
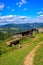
[0,23,43,28]
[0,23,43,33]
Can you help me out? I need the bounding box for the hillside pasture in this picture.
[0,33,43,65]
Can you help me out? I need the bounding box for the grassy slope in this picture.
[34,44,43,65]
[0,36,33,56]
[0,33,43,65]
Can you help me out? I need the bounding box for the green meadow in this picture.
[0,33,43,65]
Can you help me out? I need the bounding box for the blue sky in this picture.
[0,0,43,25]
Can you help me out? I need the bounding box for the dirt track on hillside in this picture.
[24,42,43,65]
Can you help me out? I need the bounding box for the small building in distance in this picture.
[38,28,43,33]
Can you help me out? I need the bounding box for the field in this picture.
[0,28,20,34]
[0,33,43,65]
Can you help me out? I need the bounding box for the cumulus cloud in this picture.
[40,14,43,17]
[0,14,43,24]
[11,9,15,12]
[16,2,22,7]
[7,6,10,9]
[16,0,27,7]
[18,4,22,7]
[0,15,31,24]
[22,0,26,3]
[37,11,43,22]
[37,11,43,15]
[0,2,4,10]
[24,8,28,11]
[16,2,19,5]
[33,14,43,23]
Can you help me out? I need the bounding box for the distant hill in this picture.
[0,23,32,31]
[30,23,43,28]
[0,23,43,34]
[0,23,43,28]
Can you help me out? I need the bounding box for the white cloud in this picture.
[19,16,26,18]
[18,2,23,7]
[7,6,10,9]
[37,11,43,15]
[24,8,28,11]
[16,2,19,5]
[16,2,23,7]
[11,9,15,12]
[21,0,26,3]
[37,11,43,22]
[0,2,4,10]
[0,15,31,23]
[0,15,43,24]
[16,0,27,7]
[33,14,43,23]
[18,5,21,7]
[19,2,23,5]
[40,14,43,17]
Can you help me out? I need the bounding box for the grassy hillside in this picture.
[0,36,33,56]
[0,33,43,65]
